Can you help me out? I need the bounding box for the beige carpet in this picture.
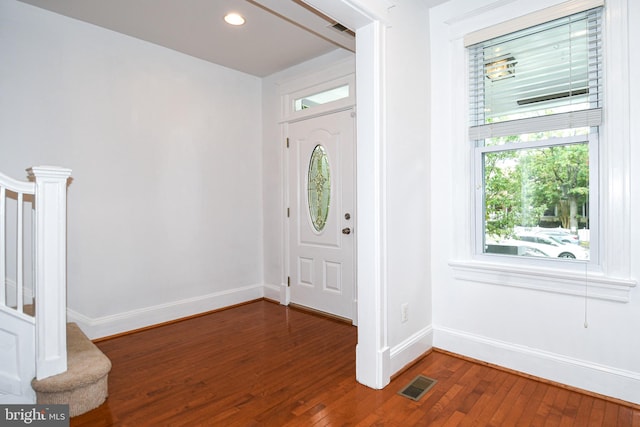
[31,323,112,417]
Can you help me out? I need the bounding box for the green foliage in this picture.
[484,142,589,238]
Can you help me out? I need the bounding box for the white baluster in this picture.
[17,191,23,313]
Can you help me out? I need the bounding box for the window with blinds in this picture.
[469,7,602,261]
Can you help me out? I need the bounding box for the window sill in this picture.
[448,259,636,303]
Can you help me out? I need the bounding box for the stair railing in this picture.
[0,171,35,315]
[0,166,72,380]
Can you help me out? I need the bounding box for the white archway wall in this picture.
[300,0,435,389]
[260,21,395,388]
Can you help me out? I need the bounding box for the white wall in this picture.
[0,0,264,338]
[383,0,433,375]
[430,0,640,405]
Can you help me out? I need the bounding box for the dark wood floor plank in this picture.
[461,370,516,426]
[589,398,607,425]
[558,392,582,427]
[69,300,640,426]
[500,375,540,425]
[531,385,560,425]
[617,406,634,427]
[602,401,620,426]
[571,393,595,427]
[514,381,548,425]
[487,376,530,426]
[442,410,466,427]
[544,387,572,426]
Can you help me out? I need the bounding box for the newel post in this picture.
[28,166,72,380]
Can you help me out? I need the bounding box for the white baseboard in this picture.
[263,283,283,304]
[434,325,640,406]
[67,284,264,340]
[390,325,434,376]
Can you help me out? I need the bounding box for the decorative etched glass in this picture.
[308,145,331,232]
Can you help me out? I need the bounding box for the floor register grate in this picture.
[397,375,438,401]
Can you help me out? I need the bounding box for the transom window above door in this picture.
[294,85,349,112]
[283,74,355,121]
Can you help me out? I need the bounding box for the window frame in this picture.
[473,131,599,264]
[428,0,636,302]
[469,7,602,267]
[282,74,355,122]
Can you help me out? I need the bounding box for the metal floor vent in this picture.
[398,375,437,401]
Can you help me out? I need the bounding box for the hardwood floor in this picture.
[72,300,640,426]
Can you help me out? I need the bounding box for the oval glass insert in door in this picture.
[308,144,331,232]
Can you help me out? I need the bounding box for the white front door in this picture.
[288,109,355,321]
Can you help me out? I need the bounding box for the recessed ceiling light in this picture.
[224,13,245,26]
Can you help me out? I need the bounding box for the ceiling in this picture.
[17,0,356,77]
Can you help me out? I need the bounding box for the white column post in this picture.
[28,166,72,380]
[302,0,392,389]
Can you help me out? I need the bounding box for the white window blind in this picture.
[468,7,602,140]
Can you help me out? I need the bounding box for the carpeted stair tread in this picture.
[31,323,111,416]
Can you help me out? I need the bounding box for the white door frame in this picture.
[300,0,391,389]
[280,69,356,311]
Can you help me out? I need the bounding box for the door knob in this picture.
[342,227,351,235]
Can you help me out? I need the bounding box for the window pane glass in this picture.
[294,85,349,111]
[483,143,589,260]
[308,145,331,232]
[484,16,590,122]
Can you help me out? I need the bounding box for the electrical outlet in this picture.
[401,303,409,323]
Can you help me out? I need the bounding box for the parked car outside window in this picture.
[513,233,588,260]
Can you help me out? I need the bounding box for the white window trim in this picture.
[430,0,636,302]
[463,0,604,47]
[281,74,356,122]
